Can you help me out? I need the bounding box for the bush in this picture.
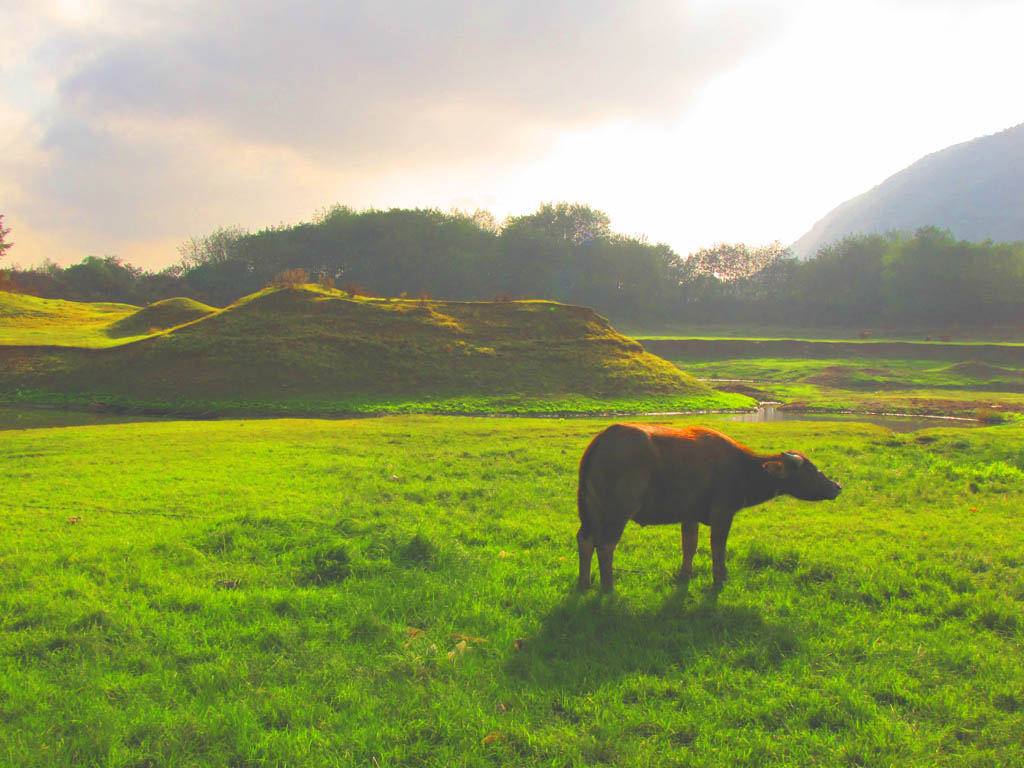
[271,268,309,287]
[976,408,1007,425]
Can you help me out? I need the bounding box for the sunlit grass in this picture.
[1,416,1021,766]
[0,291,138,347]
[671,356,1024,420]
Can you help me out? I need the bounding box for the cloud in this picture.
[56,1,781,162]
[6,0,787,266]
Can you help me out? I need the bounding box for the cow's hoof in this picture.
[675,568,694,583]
[576,579,592,592]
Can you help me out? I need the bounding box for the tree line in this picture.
[3,204,1024,328]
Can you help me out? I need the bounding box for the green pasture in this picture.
[666,356,1024,421]
[0,389,753,421]
[625,324,1024,345]
[2,415,1022,767]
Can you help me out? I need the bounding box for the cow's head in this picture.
[763,451,842,501]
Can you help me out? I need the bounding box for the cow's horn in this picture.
[783,451,805,466]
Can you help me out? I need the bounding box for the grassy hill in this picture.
[106,296,216,338]
[0,290,138,347]
[0,286,751,415]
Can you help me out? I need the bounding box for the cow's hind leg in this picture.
[678,521,699,581]
[576,527,596,591]
[710,514,734,588]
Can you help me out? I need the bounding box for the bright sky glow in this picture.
[0,0,1020,270]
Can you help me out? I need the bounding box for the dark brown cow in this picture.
[576,423,842,592]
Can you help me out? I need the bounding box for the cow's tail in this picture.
[576,439,603,542]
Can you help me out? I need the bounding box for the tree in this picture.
[502,202,612,245]
[0,214,12,262]
[60,255,144,302]
[177,225,249,269]
[794,233,891,323]
[681,241,787,282]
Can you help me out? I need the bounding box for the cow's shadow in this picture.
[504,580,798,692]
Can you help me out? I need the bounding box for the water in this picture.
[726,405,981,433]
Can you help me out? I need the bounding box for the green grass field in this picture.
[623,324,1024,345]
[665,355,1024,422]
[2,415,1021,767]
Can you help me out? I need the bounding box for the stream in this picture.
[726,405,982,433]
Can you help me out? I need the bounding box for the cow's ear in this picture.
[763,460,789,478]
[782,451,806,467]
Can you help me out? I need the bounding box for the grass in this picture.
[0,391,753,421]
[666,355,1024,421]
[0,291,138,347]
[1,415,1022,766]
[624,323,1024,345]
[0,286,751,416]
[105,297,215,339]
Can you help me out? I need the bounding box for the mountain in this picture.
[791,122,1024,259]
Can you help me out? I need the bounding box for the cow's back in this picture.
[579,424,750,532]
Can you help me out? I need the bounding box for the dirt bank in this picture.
[641,338,1024,364]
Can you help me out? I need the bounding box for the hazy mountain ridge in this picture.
[791,122,1024,259]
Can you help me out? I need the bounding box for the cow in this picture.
[576,423,842,592]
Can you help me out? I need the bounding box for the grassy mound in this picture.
[1,285,751,415]
[106,297,215,338]
[934,360,1023,380]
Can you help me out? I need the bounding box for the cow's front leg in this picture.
[678,521,699,580]
[710,514,734,587]
[596,541,617,593]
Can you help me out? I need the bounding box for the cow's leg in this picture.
[678,521,699,580]
[710,515,734,587]
[596,541,617,593]
[591,476,644,594]
[576,526,596,591]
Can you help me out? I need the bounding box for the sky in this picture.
[1,0,1021,271]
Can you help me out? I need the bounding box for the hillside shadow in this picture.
[505,582,798,693]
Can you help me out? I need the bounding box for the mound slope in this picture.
[107,297,215,338]
[2,285,731,412]
[0,290,136,347]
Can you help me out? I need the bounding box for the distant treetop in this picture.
[0,214,12,262]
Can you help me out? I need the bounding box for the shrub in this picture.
[976,407,1007,425]
[0,270,19,293]
[271,268,309,287]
